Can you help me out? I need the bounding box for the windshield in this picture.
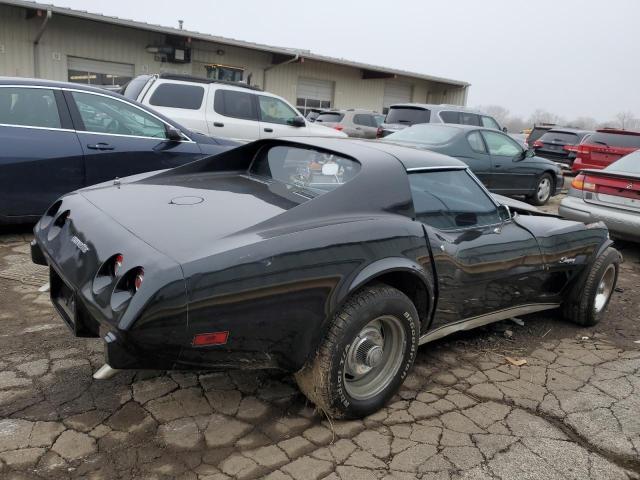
[607,150,640,174]
[386,107,430,125]
[539,131,579,145]
[385,124,460,145]
[249,145,360,195]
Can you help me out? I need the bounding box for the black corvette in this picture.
[32,137,621,418]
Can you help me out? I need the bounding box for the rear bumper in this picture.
[559,196,640,241]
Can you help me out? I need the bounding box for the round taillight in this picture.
[134,269,144,292]
[114,254,124,274]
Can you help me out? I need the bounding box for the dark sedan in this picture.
[0,77,237,224]
[531,127,593,166]
[382,124,564,205]
[32,137,619,419]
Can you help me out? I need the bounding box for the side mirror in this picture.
[497,204,512,222]
[502,126,508,133]
[289,116,306,127]
[166,126,183,142]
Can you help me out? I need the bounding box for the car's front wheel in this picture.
[564,247,621,326]
[528,172,554,206]
[295,285,420,419]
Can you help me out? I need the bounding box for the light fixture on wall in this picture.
[216,49,225,56]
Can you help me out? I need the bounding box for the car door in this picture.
[481,130,534,194]
[457,130,493,188]
[353,114,378,139]
[257,95,306,138]
[66,90,203,186]
[210,89,260,141]
[0,86,84,219]
[408,168,544,330]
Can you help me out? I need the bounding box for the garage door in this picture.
[383,81,413,113]
[67,57,135,88]
[296,78,334,116]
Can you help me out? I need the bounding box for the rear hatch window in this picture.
[249,145,360,196]
[385,107,431,125]
[539,131,579,145]
[586,132,640,148]
[315,113,344,123]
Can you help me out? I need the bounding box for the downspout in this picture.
[33,9,52,78]
[262,52,299,90]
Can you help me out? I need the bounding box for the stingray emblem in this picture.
[71,236,89,254]
[559,256,576,265]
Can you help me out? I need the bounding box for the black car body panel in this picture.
[33,138,610,373]
[0,77,238,224]
[533,128,593,164]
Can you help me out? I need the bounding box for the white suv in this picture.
[122,74,346,142]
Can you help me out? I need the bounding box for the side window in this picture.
[71,91,167,138]
[481,116,501,130]
[0,87,61,128]
[409,170,501,230]
[461,112,481,126]
[213,90,258,120]
[258,96,299,125]
[482,131,522,157]
[149,83,205,110]
[440,111,460,124]
[467,131,487,153]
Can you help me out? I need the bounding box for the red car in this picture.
[571,129,640,173]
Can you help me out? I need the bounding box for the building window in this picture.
[205,64,243,82]
[296,98,331,117]
[68,71,132,88]
[67,57,134,89]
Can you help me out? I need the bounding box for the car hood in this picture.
[305,122,348,137]
[381,123,409,131]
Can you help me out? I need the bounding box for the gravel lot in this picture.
[0,192,639,480]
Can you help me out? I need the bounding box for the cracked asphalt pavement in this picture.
[1,197,639,480]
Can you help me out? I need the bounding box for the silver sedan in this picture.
[559,151,640,242]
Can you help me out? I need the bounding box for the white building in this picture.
[0,0,470,114]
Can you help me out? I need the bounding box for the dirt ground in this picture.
[0,192,638,480]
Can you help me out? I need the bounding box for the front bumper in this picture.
[559,196,640,241]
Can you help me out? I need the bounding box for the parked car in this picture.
[122,74,346,142]
[571,129,640,173]
[0,77,237,224]
[525,124,555,147]
[314,109,383,138]
[378,104,503,138]
[381,124,563,205]
[32,137,620,419]
[560,150,640,242]
[531,128,593,166]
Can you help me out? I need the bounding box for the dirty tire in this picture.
[564,247,621,326]
[295,284,420,419]
[528,172,554,206]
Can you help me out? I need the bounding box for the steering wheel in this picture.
[104,118,121,134]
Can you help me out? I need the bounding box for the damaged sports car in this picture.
[32,138,621,418]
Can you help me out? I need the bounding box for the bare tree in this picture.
[528,109,561,126]
[567,116,598,130]
[475,105,510,126]
[614,111,637,129]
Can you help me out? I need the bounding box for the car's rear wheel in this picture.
[564,247,621,326]
[528,173,553,206]
[295,285,420,419]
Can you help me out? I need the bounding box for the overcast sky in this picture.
[48,0,640,122]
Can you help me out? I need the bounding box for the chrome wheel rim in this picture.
[537,177,551,202]
[594,264,616,313]
[343,315,406,401]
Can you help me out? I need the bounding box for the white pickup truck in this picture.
[122,74,346,142]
